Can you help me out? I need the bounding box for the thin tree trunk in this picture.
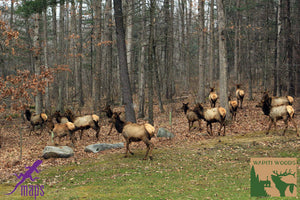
[217,0,230,119]
[209,0,215,86]
[198,0,205,103]
[104,0,113,105]
[274,0,282,96]
[126,0,134,92]
[138,0,146,118]
[33,13,42,114]
[148,0,155,125]
[57,1,65,112]
[113,0,136,123]
[78,0,84,107]
[43,10,50,113]
[233,0,239,83]
[94,0,102,111]
[284,0,294,95]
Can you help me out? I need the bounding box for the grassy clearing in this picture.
[1,132,299,200]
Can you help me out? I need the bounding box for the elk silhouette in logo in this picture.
[271,169,297,197]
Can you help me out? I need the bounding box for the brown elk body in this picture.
[259,94,298,136]
[51,122,76,146]
[53,111,69,124]
[236,84,245,109]
[181,103,202,131]
[65,110,101,140]
[228,96,238,121]
[25,109,48,135]
[209,87,218,108]
[102,105,126,135]
[112,112,155,160]
[194,103,226,136]
[259,92,294,107]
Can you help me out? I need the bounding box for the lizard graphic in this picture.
[6,159,42,195]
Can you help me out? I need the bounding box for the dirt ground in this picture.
[0,95,299,182]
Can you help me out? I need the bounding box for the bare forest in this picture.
[0,0,299,193]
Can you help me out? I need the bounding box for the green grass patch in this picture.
[1,133,299,199]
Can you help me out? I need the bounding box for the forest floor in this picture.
[0,94,299,199]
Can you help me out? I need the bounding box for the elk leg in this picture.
[143,140,154,160]
[266,119,274,135]
[108,123,114,135]
[289,118,299,137]
[94,126,100,140]
[198,120,202,130]
[206,123,210,136]
[282,119,288,136]
[210,124,213,137]
[69,132,75,146]
[80,130,83,140]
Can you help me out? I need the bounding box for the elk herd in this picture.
[24,84,298,160]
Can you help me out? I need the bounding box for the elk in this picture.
[236,84,245,109]
[112,112,155,160]
[51,122,76,146]
[258,93,298,136]
[208,87,218,108]
[53,110,69,124]
[65,109,101,140]
[258,91,294,107]
[25,109,48,135]
[228,96,238,121]
[271,170,296,197]
[193,103,226,136]
[102,105,126,135]
[181,103,202,131]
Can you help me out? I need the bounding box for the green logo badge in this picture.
[250,158,297,197]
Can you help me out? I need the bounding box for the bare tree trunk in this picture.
[148,0,155,125]
[34,13,42,114]
[43,10,50,113]
[57,1,65,112]
[70,0,77,105]
[78,0,84,107]
[94,0,102,111]
[217,0,230,119]
[113,0,136,123]
[284,0,294,96]
[125,0,134,92]
[209,0,215,86]
[274,0,282,96]
[104,0,113,105]
[198,0,205,103]
[233,0,239,83]
[138,0,146,118]
[164,0,174,99]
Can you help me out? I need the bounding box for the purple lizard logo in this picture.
[6,160,42,195]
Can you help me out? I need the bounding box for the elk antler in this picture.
[273,169,295,177]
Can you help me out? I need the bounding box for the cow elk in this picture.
[228,96,238,121]
[258,93,298,136]
[194,103,226,136]
[102,105,126,135]
[257,91,294,107]
[25,109,48,135]
[112,112,155,160]
[209,87,218,108]
[51,122,76,146]
[181,103,202,131]
[65,110,101,140]
[236,84,245,109]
